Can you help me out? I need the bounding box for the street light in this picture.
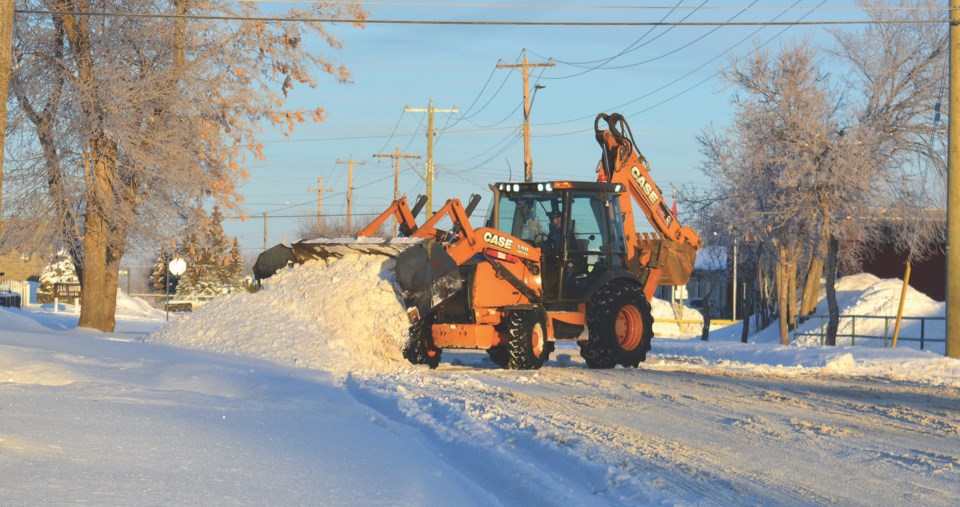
[530,83,546,109]
[166,255,187,321]
[523,83,546,182]
[118,268,130,296]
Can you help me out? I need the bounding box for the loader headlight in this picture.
[537,183,544,191]
[512,184,520,192]
[545,183,553,192]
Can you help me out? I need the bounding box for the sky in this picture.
[222,0,879,257]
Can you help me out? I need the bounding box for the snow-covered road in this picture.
[349,349,960,506]
[4,257,959,505]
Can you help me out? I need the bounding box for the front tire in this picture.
[580,281,653,369]
[403,314,441,368]
[488,310,553,370]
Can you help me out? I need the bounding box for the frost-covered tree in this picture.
[5,0,367,331]
[699,39,843,345]
[832,0,948,260]
[36,250,80,304]
[697,1,946,346]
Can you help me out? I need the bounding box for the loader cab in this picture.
[488,181,629,304]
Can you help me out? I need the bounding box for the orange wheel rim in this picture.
[616,305,642,351]
[532,323,545,356]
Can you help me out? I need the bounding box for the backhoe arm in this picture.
[595,113,701,250]
[595,113,701,297]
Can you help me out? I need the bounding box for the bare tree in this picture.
[699,1,946,346]
[814,0,948,344]
[700,39,840,345]
[6,0,366,331]
[833,0,948,262]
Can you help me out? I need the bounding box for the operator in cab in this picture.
[546,211,563,251]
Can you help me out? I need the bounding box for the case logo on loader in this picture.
[483,231,514,250]
[631,166,659,206]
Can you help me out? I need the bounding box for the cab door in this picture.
[561,192,627,300]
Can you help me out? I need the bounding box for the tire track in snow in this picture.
[341,351,960,506]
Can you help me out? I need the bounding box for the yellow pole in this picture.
[891,262,912,348]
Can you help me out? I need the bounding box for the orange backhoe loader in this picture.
[255,113,701,369]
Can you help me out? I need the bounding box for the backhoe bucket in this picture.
[394,239,462,324]
[643,239,698,286]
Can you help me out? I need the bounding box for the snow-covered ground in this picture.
[1,257,958,505]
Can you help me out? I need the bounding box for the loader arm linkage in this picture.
[374,195,543,325]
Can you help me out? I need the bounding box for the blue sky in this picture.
[224,0,871,257]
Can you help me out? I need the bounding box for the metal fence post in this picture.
[921,318,926,350]
[884,317,889,347]
[851,316,856,346]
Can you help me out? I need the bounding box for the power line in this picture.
[238,1,948,13]
[550,0,763,76]
[14,9,948,25]
[534,0,696,75]
[530,0,821,130]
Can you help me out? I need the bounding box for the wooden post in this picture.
[336,156,367,231]
[375,147,420,236]
[307,177,332,233]
[891,262,912,348]
[0,0,15,217]
[405,101,457,218]
[947,0,960,358]
[497,50,554,182]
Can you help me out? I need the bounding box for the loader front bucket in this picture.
[253,244,297,281]
[394,239,463,324]
[292,237,425,261]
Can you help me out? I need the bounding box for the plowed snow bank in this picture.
[146,256,410,375]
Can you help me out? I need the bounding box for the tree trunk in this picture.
[78,138,118,332]
[825,234,840,346]
[740,273,752,343]
[776,244,790,345]
[800,236,827,316]
[787,256,798,331]
[700,284,714,341]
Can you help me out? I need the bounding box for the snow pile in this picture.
[751,273,944,350]
[650,297,705,338]
[146,256,411,375]
[115,289,166,321]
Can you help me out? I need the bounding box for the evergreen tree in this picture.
[175,205,240,300]
[148,249,181,296]
[225,238,245,290]
[37,250,80,304]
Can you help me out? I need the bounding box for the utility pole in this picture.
[497,49,554,182]
[262,212,268,252]
[405,99,457,218]
[0,0,15,218]
[947,0,959,358]
[307,177,332,233]
[336,156,367,231]
[375,147,420,236]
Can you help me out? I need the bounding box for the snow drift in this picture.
[147,256,411,376]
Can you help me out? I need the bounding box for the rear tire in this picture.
[403,315,441,369]
[580,281,653,369]
[492,310,553,370]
